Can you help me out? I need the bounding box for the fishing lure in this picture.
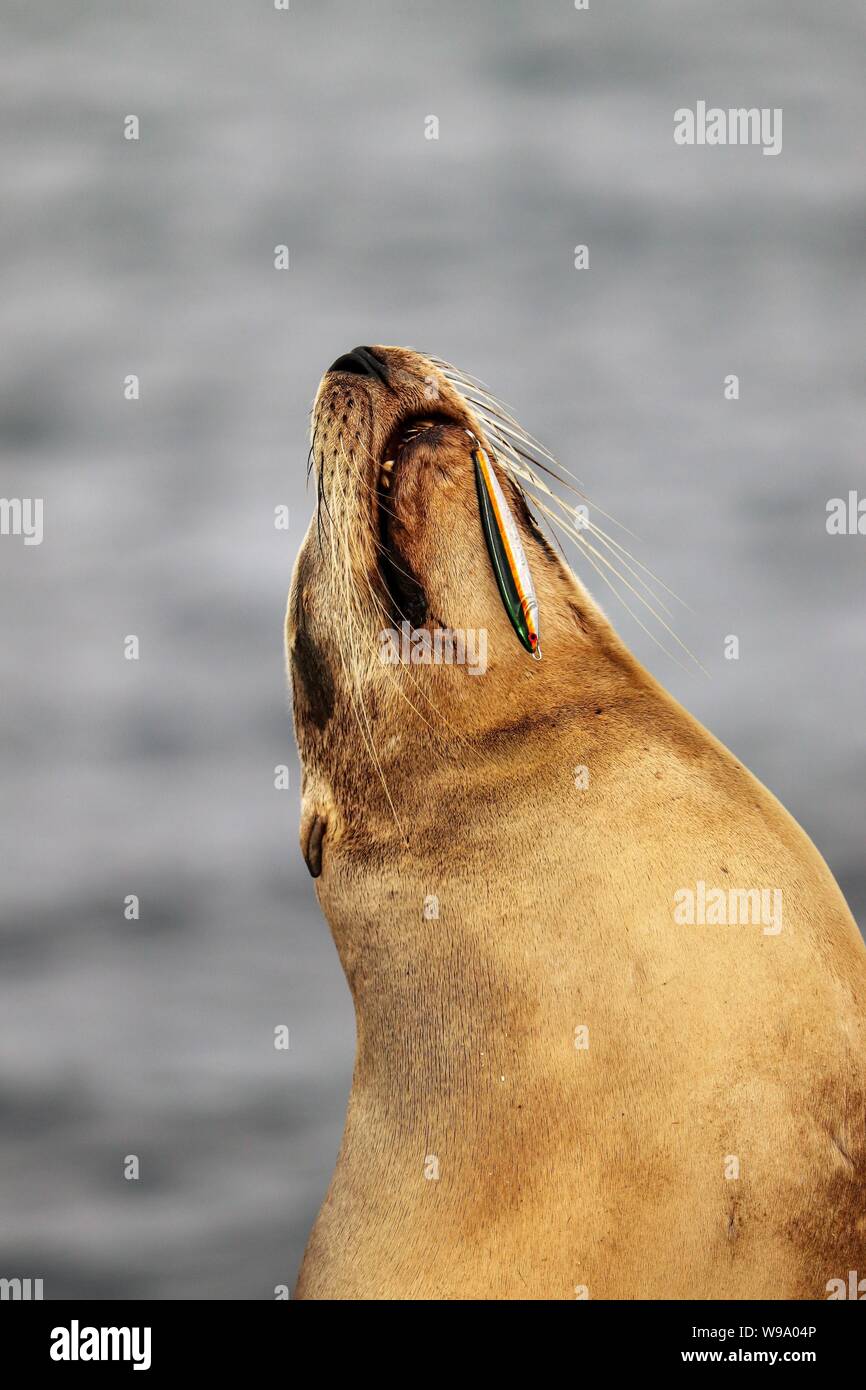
[470,433,541,659]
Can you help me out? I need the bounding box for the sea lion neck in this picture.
[295,606,650,832]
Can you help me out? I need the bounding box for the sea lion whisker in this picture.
[437,360,645,543]
[334,441,474,742]
[307,424,320,482]
[572,530,704,671]
[358,570,472,744]
[460,405,587,501]
[482,434,663,635]
[564,538,699,671]
[531,492,692,673]
[327,435,494,747]
[339,640,408,841]
[333,435,402,525]
[527,490,704,675]
[459,392,582,485]
[489,431,640,542]
[334,436,431,598]
[313,437,335,551]
[323,474,409,839]
[316,463,326,551]
[328,442,458,745]
[432,357,559,454]
[580,523,676,618]
[584,519,691,612]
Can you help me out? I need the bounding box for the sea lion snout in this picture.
[295,346,596,739]
[327,345,390,387]
[294,345,634,793]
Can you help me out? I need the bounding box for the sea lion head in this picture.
[287,345,629,867]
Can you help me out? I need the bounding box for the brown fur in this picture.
[287,346,866,1300]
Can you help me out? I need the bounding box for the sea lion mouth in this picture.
[375,410,462,627]
[375,411,457,495]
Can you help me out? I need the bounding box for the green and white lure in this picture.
[470,431,541,659]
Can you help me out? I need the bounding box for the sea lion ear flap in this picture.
[300,808,327,878]
[470,438,541,659]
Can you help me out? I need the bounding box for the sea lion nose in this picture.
[327,346,389,386]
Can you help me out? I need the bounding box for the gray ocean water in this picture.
[1,0,864,1298]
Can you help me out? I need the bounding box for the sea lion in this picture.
[286,344,866,1300]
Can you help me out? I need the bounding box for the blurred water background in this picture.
[1,0,864,1297]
